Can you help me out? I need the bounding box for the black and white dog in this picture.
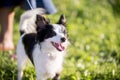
[17,9,69,80]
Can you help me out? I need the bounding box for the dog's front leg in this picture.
[36,71,47,80]
[52,73,60,80]
[17,69,23,80]
[36,74,46,80]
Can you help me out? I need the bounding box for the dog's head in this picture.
[35,14,69,51]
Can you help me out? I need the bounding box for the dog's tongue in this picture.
[51,42,65,51]
[55,43,65,51]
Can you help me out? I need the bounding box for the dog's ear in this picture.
[57,14,66,26]
[36,14,50,31]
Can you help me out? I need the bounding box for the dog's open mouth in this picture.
[51,42,65,51]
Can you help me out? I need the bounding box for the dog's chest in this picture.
[32,45,64,73]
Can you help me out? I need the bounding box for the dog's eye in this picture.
[45,31,56,39]
[50,31,56,36]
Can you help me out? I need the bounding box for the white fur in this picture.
[20,8,45,33]
[17,24,69,80]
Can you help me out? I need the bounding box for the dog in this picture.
[17,9,69,80]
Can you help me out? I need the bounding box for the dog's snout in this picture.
[61,37,66,42]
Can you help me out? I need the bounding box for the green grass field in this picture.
[0,0,120,80]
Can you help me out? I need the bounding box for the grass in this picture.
[0,0,120,80]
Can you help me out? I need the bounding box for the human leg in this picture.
[0,7,15,51]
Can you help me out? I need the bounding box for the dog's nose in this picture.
[61,37,66,42]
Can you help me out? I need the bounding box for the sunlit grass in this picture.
[0,0,120,80]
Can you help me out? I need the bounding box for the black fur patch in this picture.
[20,30,25,35]
[52,73,60,80]
[22,33,37,64]
[37,24,56,42]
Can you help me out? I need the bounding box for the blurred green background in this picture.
[0,0,120,80]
